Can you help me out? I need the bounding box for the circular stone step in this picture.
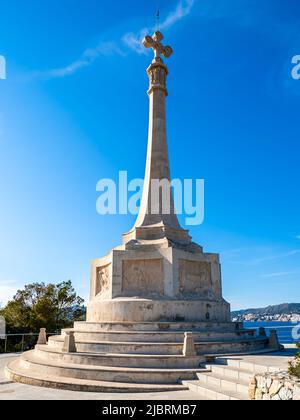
[48,335,268,356]
[17,351,207,384]
[63,329,254,343]
[34,346,205,368]
[48,336,186,355]
[74,321,243,332]
[5,358,188,393]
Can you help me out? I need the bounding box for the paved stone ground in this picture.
[0,354,207,400]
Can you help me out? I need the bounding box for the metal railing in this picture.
[0,333,57,354]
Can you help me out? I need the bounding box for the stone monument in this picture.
[88,30,229,324]
[6,31,279,392]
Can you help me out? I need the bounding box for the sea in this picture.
[244,321,300,345]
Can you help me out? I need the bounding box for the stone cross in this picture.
[143,31,173,64]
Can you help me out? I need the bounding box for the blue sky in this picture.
[0,0,299,310]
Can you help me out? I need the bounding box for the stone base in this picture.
[6,320,275,393]
[6,228,277,393]
[87,298,231,323]
[88,240,231,323]
[89,244,229,322]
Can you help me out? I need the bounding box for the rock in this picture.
[293,386,300,401]
[278,387,293,400]
[248,377,257,400]
[253,372,299,400]
[266,377,272,390]
[284,381,294,390]
[257,376,264,389]
[255,388,263,400]
[261,376,272,393]
[269,380,283,397]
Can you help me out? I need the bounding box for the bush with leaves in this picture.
[0,280,85,334]
[289,342,300,379]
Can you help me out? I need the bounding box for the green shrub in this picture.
[289,342,300,379]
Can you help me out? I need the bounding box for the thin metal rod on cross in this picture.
[156,9,160,31]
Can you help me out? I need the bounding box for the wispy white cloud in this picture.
[123,0,195,54]
[33,42,124,79]
[223,247,300,266]
[251,249,300,265]
[34,0,196,78]
[160,0,195,30]
[260,271,299,279]
[122,29,148,55]
[220,248,241,260]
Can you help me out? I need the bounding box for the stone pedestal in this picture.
[62,331,76,353]
[183,333,197,356]
[87,244,230,323]
[37,328,47,345]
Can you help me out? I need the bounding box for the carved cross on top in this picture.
[142,31,173,64]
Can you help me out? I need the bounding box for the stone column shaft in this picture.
[123,32,191,245]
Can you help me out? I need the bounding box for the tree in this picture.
[0,281,85,333]
[289,342,300,379]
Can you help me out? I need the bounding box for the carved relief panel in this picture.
[178,259,213,297]
[95,263,111,297]
[122,259,164,295]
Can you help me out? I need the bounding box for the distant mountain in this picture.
[231,303,300,318]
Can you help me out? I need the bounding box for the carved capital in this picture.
[147,62,168,96]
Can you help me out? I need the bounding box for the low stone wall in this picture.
[249,372,300,400]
